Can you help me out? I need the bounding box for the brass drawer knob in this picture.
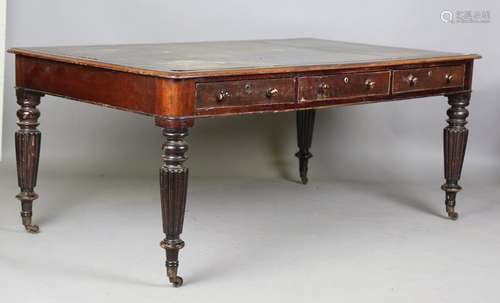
[407,74,418,86]
[365,79,376,90]
[217,90,230,102]
[266,88,279,98]
[319,82,330,94]
[319,82,330,91]
[445,73,454,83]
[318,82,331,97]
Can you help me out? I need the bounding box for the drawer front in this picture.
[297,71,390,102]
[196,78,296,108]
[392,65,465,94]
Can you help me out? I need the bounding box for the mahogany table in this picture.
[8,38,480,287]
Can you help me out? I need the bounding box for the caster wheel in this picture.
[300,176,308,185]
[448,211,459,221]
[25,224,40,234]
[170,276,183,287]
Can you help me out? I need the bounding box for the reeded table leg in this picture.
[15,89,43,233]
[159,127,189,287]
[295,109,316,184]
[441,92,470,220]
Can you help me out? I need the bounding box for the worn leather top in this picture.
[10,38,479,78]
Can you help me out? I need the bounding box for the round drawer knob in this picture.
[319,82,330,93]
[266,88,279,98]
[319,82,330,90]
[408,75,418,86]
[365,79,376,90]
[318,82,331,97]
[217,90,230,102]
[445,73,454,83]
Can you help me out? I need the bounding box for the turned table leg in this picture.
[15,89,43,233]
[295,109,316,184]
[159,127,189,287]
[442,92,470,220]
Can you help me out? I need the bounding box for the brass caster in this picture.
[300,176,308,185]
[446,206,459,221]
[447,211,459,221]
[25,224,40,233]
[170,276,183,287]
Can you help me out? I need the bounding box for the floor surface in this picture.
[1,162,499,303]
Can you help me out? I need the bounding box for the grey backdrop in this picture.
[2,0,499,182]
[2,1,500,302]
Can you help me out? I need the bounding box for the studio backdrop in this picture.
[2,0,499,181]
[0,0,6,159]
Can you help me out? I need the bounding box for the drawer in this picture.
[392,65,465,94]
[297,71,390,102]
[196,78,296,108]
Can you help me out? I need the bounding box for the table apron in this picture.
[15,55,474,120]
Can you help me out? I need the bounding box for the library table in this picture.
[8,38,481,286]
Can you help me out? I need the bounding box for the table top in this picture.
[9,38,480,79]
